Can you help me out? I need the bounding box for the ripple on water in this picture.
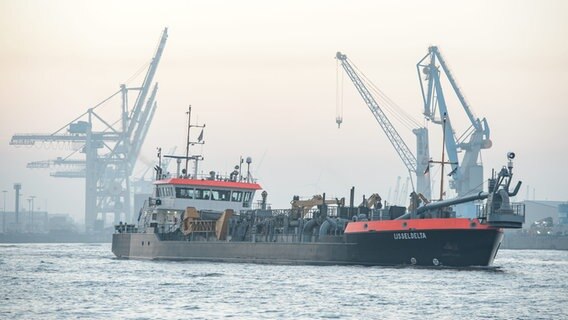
[0,245,567,319]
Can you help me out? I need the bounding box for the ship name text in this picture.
[393,232,427,240]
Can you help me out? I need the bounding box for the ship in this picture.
[112,115,525,267]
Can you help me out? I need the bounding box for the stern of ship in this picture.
[112,233,132,258]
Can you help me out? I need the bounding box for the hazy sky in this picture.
[1,0,567,225]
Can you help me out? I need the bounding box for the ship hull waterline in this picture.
[112,228,504,267]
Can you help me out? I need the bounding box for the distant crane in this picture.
[336,52,432,200]
[417,46,491,216]
[392,176,401,205]
[10,28,168,231]
[399,177,410,206]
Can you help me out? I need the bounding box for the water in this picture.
[1,244,567,319]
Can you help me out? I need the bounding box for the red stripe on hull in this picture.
[345,218,496,233]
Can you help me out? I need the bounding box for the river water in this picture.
[1,244,567,319]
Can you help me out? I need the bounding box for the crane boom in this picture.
[336,52,417,173]
[128,28,168,138]
[430,47,480,131]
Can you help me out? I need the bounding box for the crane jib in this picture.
[336,53,417,173]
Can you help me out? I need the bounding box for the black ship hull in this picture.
[112,227,504,267]
[345,229,503,266]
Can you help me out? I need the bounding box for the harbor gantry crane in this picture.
[336,52,432,200]
[417,46,491,217]
[10,28,168,231]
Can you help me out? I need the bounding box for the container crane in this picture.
[417,46,492,217]
[336,52,431,199]
[10,28,168,231]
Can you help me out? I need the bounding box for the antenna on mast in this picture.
[185,105,192,175]
[164,106,205,179]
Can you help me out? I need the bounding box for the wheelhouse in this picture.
[153,178,262,212]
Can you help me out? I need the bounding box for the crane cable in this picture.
[124,61,151,85]
[349,60,422,131]
[335,59,344,127]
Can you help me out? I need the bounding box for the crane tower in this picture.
[10,28,168,231]
[417,46,491,217]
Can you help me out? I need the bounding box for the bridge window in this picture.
[195,188,211,200]
[211,189,230,201]
[159,186,174,197]
[243,191,252,208]
[231,191,243,202]
[176,187,195,199]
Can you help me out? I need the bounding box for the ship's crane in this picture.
[10,28,168,231]
[417,46,491,216]
[336,52,431,199]
[291,195,344,218]
[359,193,382,209]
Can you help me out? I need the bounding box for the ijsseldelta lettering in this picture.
[393,232,427,240]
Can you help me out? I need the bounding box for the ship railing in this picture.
[511,202,526,217]
[477,202,526,219]
[240,206,341,219]
[251,201,272,210]
[136,199,155,230]
[136,200,150,223]
[477,202,525,228]
[114,223,137,234]
[149,222,187,241]
[182,172,258,184]
[143,220,183,234]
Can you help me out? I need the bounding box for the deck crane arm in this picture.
[432,47,481,132]
[416,46,491,216]
[434,47,491,145]
[336,52,417,173]
[416,49,460,175]
[336,52,432,199]
[417,46,491,144]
